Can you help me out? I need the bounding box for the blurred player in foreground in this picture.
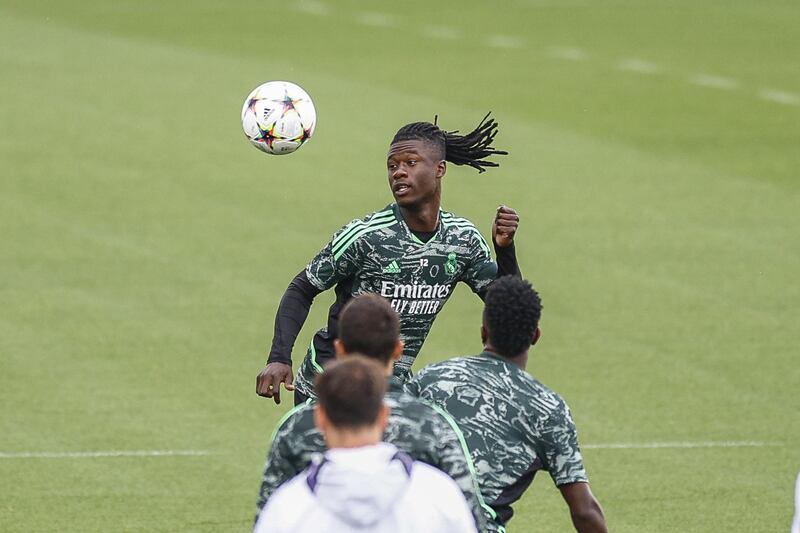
[254,357,477,533]
[255,294,493,531]
[406,276,608,533]
[257,113,521,405]
[792,472,800,533]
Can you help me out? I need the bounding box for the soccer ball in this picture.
[241,81,316,155]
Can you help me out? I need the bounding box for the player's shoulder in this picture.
[441,209,488,235]
[404,462,478,532]
[475,354,569,414]
[410,460,463,490]
[272,400,316,441]
[386,389,440,418]
[407,461,472,516]
[515,372,571,420]
[440,208,477,229]
[329,204,399,253]
[440,209,491,253]
[256,473,313,530]
[385,390,458,432]
[271,470,310,498]
[417,354,569,415]
[415,355,483,383]
[332,204,397,238]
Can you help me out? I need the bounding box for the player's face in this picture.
[387,140,445,208]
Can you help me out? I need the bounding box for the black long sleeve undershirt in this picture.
[495,241,521,278]
[267,271,321,365]
[477,241,521,300]
[266,241,521,364]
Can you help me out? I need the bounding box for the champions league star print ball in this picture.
[241,81,317,155]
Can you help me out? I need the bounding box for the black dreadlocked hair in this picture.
[390,112,508,173]
[483,276,542,358]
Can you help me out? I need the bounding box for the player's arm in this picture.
[256,271,322,403]
[492,205,521,278]
[461,205,521,299]
[256,219,361,403]
[539,402,606,533]
[559,482,607,533]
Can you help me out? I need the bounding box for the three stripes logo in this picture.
[332,209,396,260]
[383,260,401,274]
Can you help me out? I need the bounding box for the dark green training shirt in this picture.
[406,352,589,526]
[286,203,513,397]
[255,378,497,532]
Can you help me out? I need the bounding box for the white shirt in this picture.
[254,442,478,533]
[792,472,800,533]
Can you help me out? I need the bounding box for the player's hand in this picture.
[256,362,295,405]
[492,205,519,248]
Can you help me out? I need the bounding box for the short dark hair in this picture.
[338,294,399,364]
[483,276,542,357]
[391,113,508,173]
[315,357,387,429]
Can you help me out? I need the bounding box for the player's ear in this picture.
[377,403,390,433]
[391,340,404,363]
[531,327,541,346]
[436,160,446,179]
[481,325,488,345]
[313,405,328,433]
[334,339,347,359]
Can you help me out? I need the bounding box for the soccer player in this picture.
[255,294,494,532]
[256,113,521,405]
[254,357,477,533]
[792,472,800,533]
[406,276,608,533]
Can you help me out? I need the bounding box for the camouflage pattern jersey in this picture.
[294,203,500,397]
[255,378,497,533]
[405,352,589,528]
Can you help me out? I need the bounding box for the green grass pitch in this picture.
[1,1,798,531]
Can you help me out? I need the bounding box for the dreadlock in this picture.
[390,112,508,173]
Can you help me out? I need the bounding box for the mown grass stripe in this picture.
[0,450,214,459]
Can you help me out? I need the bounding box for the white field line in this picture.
[0,450,214,459]
[759,88,800,106]
[689,73,740,90]
[617,58,660,74]
[272,11,800,113]
[422,25,462,41]
[486,35,525,49]
[356,12,396,28]
[583,440,782,450]
[281,7,799,112]
[546,46,588,61]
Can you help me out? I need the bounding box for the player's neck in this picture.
[399,200,440,232]
[324,425,384,449]
[484,345,529,370]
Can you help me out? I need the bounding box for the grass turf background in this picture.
[1,1,798,531]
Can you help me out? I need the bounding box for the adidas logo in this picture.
[382,260,401,274]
